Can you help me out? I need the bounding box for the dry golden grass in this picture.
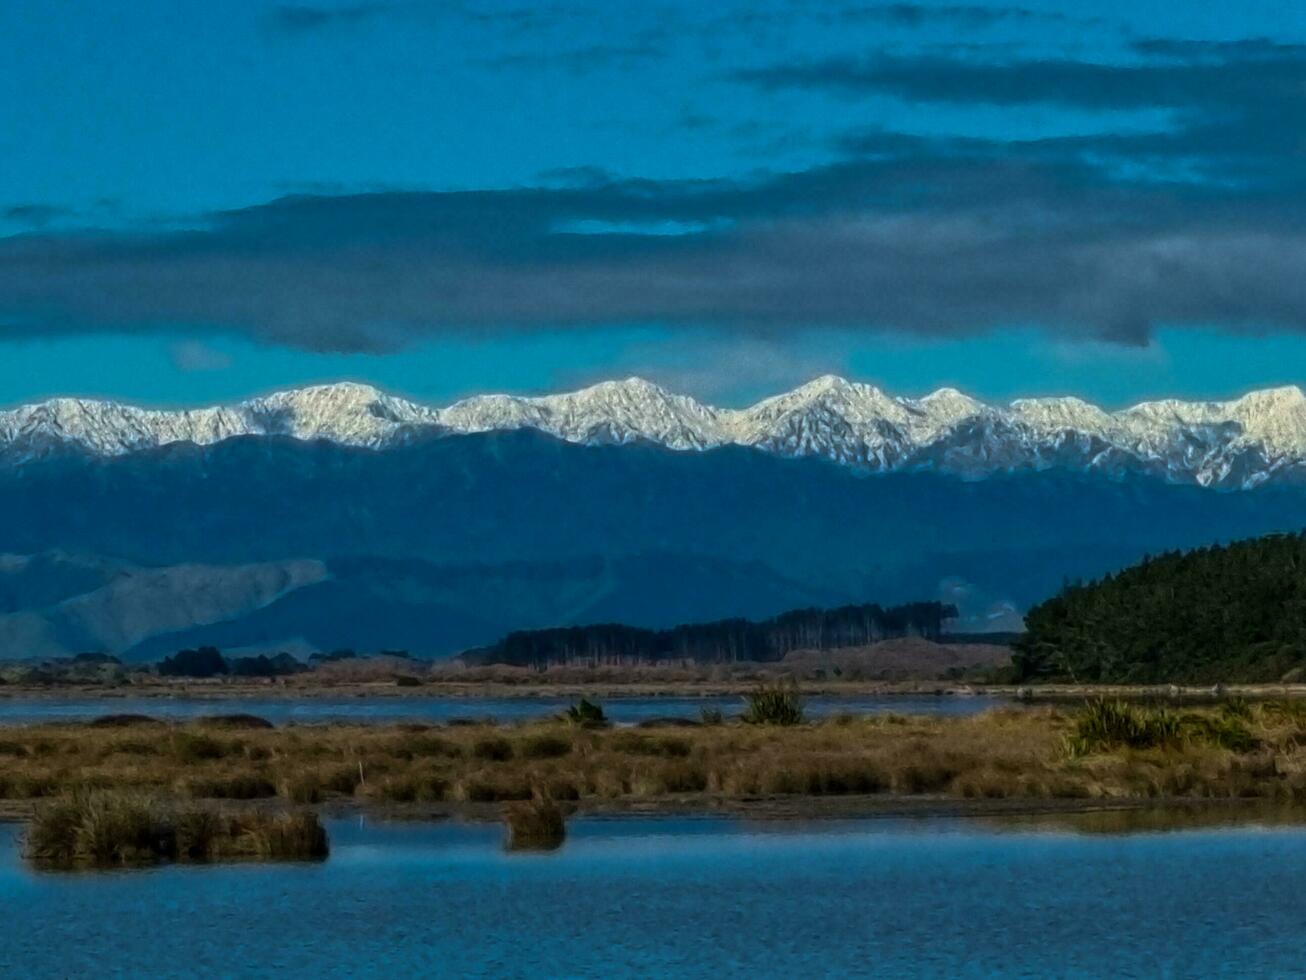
[3,703,1306,811]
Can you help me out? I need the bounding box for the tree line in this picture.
[462,601,958,668]
[1013,531,1306,683]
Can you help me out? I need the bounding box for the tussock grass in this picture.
[1065,698,1260,758]
[24,790,327,869]
[504,797,566,851]
[741,683,805,726]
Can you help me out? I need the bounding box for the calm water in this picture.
[0,693,1004,726]
[2,815,1305,977]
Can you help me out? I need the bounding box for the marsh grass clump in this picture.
[1184,712,1260,753]
[741,683,805,726]
[1065,699,1183,757]
[699,707,724,726]
[385,733,462,760]
[606,732,692,758]
[177,773,278,800]
[1066,698,1269,757]
[22,790,328,869]
[471,736,514,762]
[563,698,607,727]
[215,811,328,862]
[170,731,231,763]
[520,734,572,759]
[503,797,566,851]
[25,791,173,867]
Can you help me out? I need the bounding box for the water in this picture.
[2,814,1305,977]
[0,693,1004,726]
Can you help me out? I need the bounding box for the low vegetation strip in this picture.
[24,790,328,869]
[2,700,1306,810]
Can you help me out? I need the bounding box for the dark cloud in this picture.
[733,45,1306,112]
[8,35,1306,351]
[834,4,1065,28]
[3,205,71,229]
[6,150,1306,350]
[265,3,398,35]
[741,38,1306,189]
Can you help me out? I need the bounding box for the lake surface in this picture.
[0,692,1005,726]
[3,813,1305,977]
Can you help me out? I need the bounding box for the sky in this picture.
[4,0,1306,409]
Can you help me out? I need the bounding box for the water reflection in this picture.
[0,693,1006,726]
[3,811,1306,977]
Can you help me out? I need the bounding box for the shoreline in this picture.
[1,679,1304,701]
[4,792,1300,830]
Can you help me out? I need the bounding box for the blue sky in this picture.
[3,0,1306,407]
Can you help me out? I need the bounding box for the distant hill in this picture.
[461,601,957,667]
[0,551,848,661]
[1,430,1304,640]
[1013,532,1306,683]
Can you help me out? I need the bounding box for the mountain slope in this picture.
[0,552,848,661]
[0,431,1302,646]
[4,377,1306,488]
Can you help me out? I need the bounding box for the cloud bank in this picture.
[7,37,1306,352]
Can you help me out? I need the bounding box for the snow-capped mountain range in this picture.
[4,376,1306,489]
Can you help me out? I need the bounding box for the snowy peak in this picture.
[0,381,438,456]
[442,376,725,449]
[3,377,1306,489]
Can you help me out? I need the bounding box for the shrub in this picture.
[564,698,607,727]
[741,684,805,726]
[158,647,228,678]
[228,655,304,678]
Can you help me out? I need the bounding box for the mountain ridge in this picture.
[3,376,1306,488]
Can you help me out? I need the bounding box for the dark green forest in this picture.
[463,601,956,668]
[1014,532,1306,683]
